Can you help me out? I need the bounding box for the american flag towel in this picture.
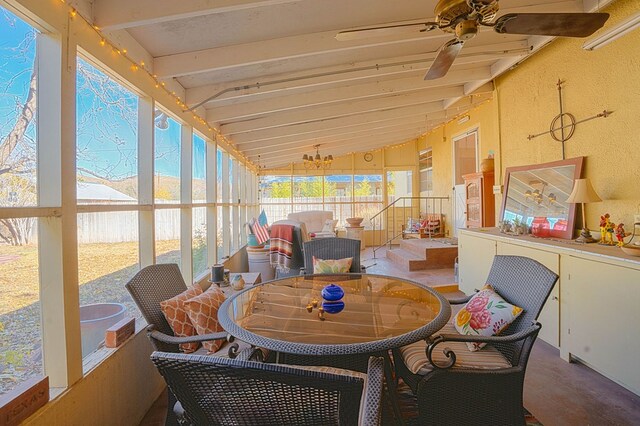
[269,224,294,272]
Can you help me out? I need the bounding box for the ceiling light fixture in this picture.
[583,11,640,51]
[302,145,333,170]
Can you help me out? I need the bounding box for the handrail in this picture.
[369,196,450,258]
[370,196,449,222]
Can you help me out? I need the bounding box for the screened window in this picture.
[419,149,433,193]
[76,58,138,203]
[154,112,181,204]
[192,133,206,203]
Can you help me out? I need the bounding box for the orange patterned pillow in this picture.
[160,286,203,353]
[184,286,227,353]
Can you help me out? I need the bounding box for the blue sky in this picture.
[0,7,200,182]
[0,9,37,163]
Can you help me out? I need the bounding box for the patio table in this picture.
[218,273,451,424]
[219,273,450,356]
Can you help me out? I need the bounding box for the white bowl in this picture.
[345,217,364,227]
[621,245,640,257]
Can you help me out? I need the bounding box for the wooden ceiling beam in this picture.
[184,42,527,106]
[154,29,451,79]
[239,119,427,152]
[248,126,424,158]
[218,87,462,135]
[93,0,301,30]
[223,105,449,144]
[206,69,491,122]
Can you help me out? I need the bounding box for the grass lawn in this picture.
[0,239,180,395]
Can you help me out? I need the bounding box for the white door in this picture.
[452,131,478,236]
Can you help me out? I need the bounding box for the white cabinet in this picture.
[458,228,640,396]
[562,256,640,395]
[496,242,560,348]
[458,234,496,294]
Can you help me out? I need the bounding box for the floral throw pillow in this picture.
[454,285,523,351]
[312,256,353,274]
[160,286,203,353]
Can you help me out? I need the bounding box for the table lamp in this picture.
[566,178,602,243]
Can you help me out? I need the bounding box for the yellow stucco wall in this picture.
[262,0,640,236]
[495,0,640,229]
[417,98,501,234]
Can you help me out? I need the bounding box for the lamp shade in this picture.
[566,178,602,203]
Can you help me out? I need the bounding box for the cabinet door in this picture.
[562,256,640,395]
[465,179,481,228]
[496,242,560,348]
[458,233,497,294]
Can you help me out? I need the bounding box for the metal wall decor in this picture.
[527,79,613,159]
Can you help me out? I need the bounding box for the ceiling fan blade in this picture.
[424,39,464,80]
[494,13,609,38]
[336,22,438,41]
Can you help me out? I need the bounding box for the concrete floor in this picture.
[141,246,640,425]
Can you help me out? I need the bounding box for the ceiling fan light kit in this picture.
[336,0,609,81]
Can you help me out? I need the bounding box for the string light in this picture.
[54,0,255,167]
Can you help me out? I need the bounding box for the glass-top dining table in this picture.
[218,273,451,358]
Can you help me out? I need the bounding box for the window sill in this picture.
[82,318,148,375]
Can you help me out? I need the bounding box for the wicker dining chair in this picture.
[151,350,384,426]
[126,264,259,425]
[125,263,234,354]
[393,255,559,426]
[302,237,364,273]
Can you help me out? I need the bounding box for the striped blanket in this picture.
[269,224,294,272]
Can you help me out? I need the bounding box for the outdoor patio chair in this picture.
[126,264,263,425]
[151,349,384,426]
[393,255,559,425]
[302,237,365,273]
[125,263,239,355]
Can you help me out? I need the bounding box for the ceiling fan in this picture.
[336,0,609,80]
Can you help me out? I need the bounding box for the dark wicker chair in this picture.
[125,263,233,354]
[302,237,364,273]
[126,263,250,425]
[151,350,384,426]
[393,255,559,426]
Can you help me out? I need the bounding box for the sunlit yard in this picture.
[0,240,182,394]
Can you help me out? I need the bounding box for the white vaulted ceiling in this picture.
[88,0,610,168]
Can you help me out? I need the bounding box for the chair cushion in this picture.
[454,285,523,351]
[183,286,227,353]
[160,286,203,353]
[312,256,353,273]
[399,323,512,375]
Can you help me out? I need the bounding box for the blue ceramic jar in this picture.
[321,284,344,301]
[322,300,345,314]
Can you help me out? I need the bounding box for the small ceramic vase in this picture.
[321,284,344,301]
[231,274,245,291]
